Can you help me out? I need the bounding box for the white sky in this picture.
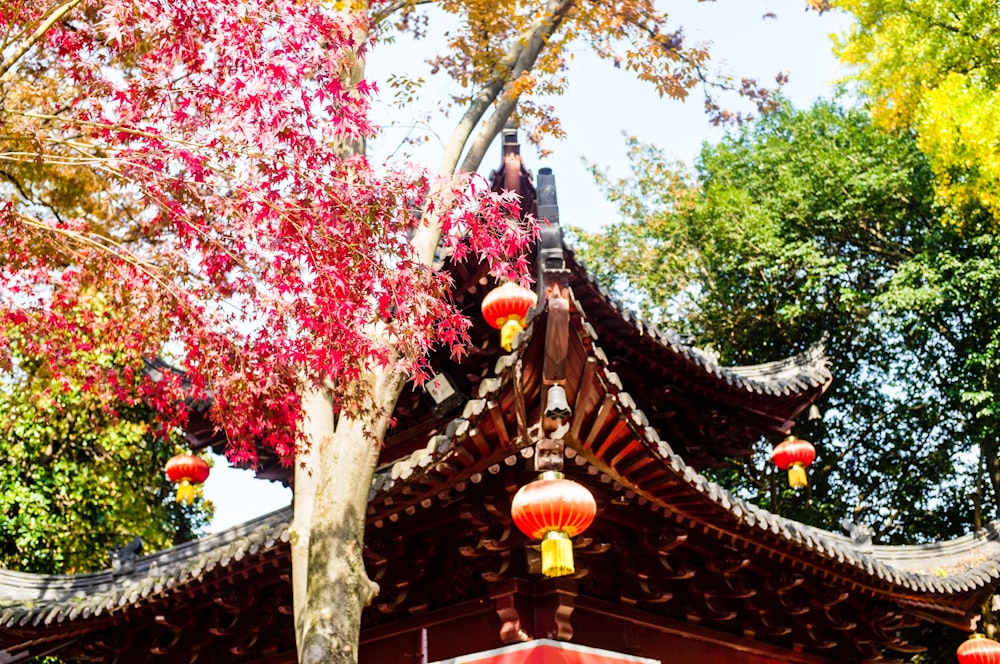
[205,0,855,533]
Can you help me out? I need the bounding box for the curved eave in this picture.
[0,509,291,631]
[563,243,832,422]
[368,312,544,514]
[0,314,546,635]
[867,521,1000,576]
[6,297,995,638]
[564,310,1000,617]
[367,299,1000,616]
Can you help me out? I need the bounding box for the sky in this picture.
[205,0,856,533]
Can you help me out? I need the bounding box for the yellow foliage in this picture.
[836,0,1000,227]
[389,0,772,151]
[917,74,1000,224]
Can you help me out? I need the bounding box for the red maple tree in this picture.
[0,0,534,465]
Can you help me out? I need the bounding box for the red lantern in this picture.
[771,435,816,489]
[958,635,1000,664]
[511,472,597,577]
[958,634,1000,664]
[481,282,537,351]
[165,454,210,505]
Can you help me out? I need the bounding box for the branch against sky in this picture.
[374,0,815,175]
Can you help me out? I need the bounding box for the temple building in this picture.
[3,130,1000,664]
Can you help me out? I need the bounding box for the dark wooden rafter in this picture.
[512,360,530,445]
[496,475,914,659]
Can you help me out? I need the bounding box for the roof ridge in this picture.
[0,506,292,604]
[562,241,832,396]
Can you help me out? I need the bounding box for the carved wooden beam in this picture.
[513,360,529,445]
[543,291,570,387]
[490,579,534,644]
[658,552,696,580]
[639,524,688,556]
[535,437,564,472]
[533,579,578,641]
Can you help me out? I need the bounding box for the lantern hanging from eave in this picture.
[958,634,1000,664]
[481,282,537,351]
[511,471,597,577]
[165,454,210,505]
[771,435,816,489]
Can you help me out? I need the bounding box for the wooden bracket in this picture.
[535,438,565,473]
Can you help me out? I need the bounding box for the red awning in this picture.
[430,639,660,664]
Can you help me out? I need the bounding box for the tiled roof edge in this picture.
[563,241,832,397]
[0,506,292,627]
[369,314,539,501]
[577,320,1000,598]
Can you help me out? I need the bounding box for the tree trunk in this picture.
[285,4,574,660]
[292,366,406,664]
[982,434,1000,518]
[294,417,381,663]
[288,6,386,660]
[292,393,383,663]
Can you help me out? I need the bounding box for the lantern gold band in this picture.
[541,530,574,577]
[788,463,808,489]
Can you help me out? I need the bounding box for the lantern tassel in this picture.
[500,319,524,352]
[788,463,808,489]
[541,531,574,577]
[176,480,196,505]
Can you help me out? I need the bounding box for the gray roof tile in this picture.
[565,242,832,399]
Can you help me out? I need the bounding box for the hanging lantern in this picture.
[165,454,210,505]
[771,435,816,489]
[481,282,537,351]
[511,471,597,577]
[958,634,1000,664]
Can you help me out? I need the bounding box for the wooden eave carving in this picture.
[361,287,1000,634]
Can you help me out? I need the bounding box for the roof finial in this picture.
[502,120,519,157]
[488,121,537,223]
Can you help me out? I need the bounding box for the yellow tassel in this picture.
[500,319,524,351]
[541,531,574,577]
[176,480,196,505]
[788,463,808,489]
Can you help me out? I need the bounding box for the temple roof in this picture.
[174,156,829,477]
[363,304,1000,618]
[565,247,830,398]
[5,495,998,638]
[7,504,1000,632]
[2,291,997,663]
[0,508,290,613]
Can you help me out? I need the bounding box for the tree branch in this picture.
[0,168,65,225]
[0,0,82,84]
[371,0,435,27]
[457,0,574,174]
[437,0,575,177]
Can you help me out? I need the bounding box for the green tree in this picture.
[574,102,1000,542]
[0,340,211,575]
